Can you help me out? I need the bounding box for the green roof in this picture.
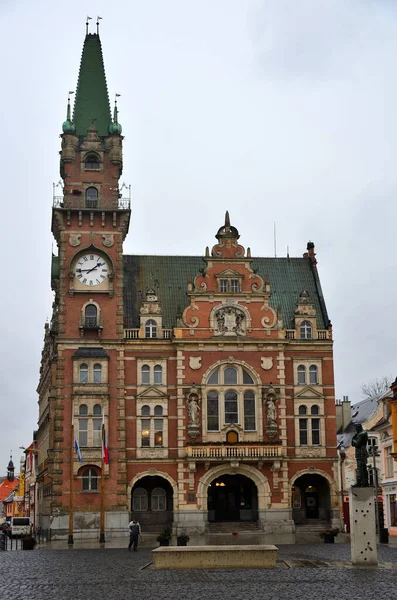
[73,34,111,137]
[123,255,329,330]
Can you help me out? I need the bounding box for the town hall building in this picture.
[36,28,339,541]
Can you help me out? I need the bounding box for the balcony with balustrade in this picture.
[186,443,282,462]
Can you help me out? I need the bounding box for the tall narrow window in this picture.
[141,405,150,417]
[220,280,228,293]
[93,404,102,446]
[145,319,157,338]
[141,365,150,385]
[85,187,98,208]
[225,391,238,424]
[85,304,97,328]
[309,365,318,385]
[82,468,98,491]
[154,365,162,384]
[300,320,312,339]
[207,392,219,431]
[154,419,163,446]
[230,280,239,293]
[154,405,163,417]
[244,391,256,431]
[79,363,88,384]
[132,488,148,511]
[141,419,150,447]
[299,419,308,445]
[79,405,88,446]
[93,363,102,384]
[297,365,306,385]
[311,418,320,445]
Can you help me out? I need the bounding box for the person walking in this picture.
[128,518,141,551]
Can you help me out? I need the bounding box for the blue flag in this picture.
[74,437,83,463]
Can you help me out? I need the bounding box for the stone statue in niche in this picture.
[264,386,278,440]
[188,394,200,425]
[266,396,277,425]
[214,306,245,336]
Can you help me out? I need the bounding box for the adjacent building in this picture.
[36,28,339,541]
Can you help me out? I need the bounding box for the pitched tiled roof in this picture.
[123,255,329,329]
[0,478,19,502]
[73,347,109,359]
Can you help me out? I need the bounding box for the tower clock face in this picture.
[74,253,110,286]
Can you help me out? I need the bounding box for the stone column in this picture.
[349,487,378,566]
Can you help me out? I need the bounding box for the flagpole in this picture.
[99,421,105,544]
[68,419,74,545]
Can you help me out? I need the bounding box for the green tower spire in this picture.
[73,33,112,137]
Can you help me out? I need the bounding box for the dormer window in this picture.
[85,187,98,209]
[219,279,240,293]
[85,154,100,170]
[220,280,228,293]
[300,320,313,340]
[145,319,157,339]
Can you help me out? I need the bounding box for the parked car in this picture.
[0,522,11,537]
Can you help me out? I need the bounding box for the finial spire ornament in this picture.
[225,211,230,228]
[109,93,122,134]
[86,15,92,35]
[97,15,102,35]
[62,91,75,133]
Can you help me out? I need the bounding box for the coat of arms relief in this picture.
[214,306,246,336]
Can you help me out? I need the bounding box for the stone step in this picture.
[208,522,260,533]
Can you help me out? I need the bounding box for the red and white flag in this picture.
[102,416,110,465]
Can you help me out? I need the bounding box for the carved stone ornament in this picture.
[189,356,202,370]
[261,357,273,371]
[69,233,81,247]
[102,233,114,248]
[214,306,245,336]
[187,395,200,425]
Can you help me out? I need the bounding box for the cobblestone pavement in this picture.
[1,544,397,600]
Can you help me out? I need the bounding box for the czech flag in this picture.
[102,420,110,465]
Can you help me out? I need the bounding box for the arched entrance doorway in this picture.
[208,474,258,522]
[292,473,331,523]
[131,476,173,531]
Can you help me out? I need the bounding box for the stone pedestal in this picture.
[349,487,378,566]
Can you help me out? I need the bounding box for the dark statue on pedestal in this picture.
[351,423,369,487]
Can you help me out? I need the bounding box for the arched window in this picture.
[225,391,238,424]
[85,187,98,208]
[79,404,88,416]
[297,365,306,385]
[207,391,219,431]
[244,391,256,430]
[309,365,318,385]
[207,369,219,384]
[93,363,102,384]
[311,405,320,415]
[300,320,312,340]
[243,370,254,384]
[141,405,150,417]
[79,363,88,384]
[82,468,98,491]
[93,404,102,445]
[85,304,97,328]
[85,154,100,170]
[224,367,237,385]
[141,365,150,385]
[133,487,148,511]
[154,365,162,385]
[298,405,307,415]
[151,488,166,511]
[145,319,157,339]
[154,405,163,416]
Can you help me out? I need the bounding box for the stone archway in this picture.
[290,471,334,524]
[129,473,176,532]
[197,464,271,512]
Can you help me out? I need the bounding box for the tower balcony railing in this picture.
[52,196,130,210]
[124,328,173,340]
[285,329,330,341]
[186,444,282,461]
[118,197,130,210]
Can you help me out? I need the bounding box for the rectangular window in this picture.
[225,392,238,424]
[299,419,308,445]
[141,419,150,447]
[220,280,228,293]
[390,494,397,527]
[386,447,394,478]
[244,394,256,431]
[207,393,219,431]
[79,419,88,446]
[93,419,102,446]
[154,419,163,447]
[311,418,320,445]
[230,280,239,293]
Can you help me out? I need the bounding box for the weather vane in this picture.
[97,15,102,35]
[86,16,92,35]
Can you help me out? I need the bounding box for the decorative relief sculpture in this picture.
[69,233,81,247]
[263,385,278,440]
[214,306,245,336]
[186,386,201,440]
[189,356,202,371]
[261,357,273,371]
[102,233,114,248]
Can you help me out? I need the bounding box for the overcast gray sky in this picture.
[1,0,396,472]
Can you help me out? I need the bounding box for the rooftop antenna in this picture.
[274,222,277,258]
[97,15,102,35]
[86,16,92,35]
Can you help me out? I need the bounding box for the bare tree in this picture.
[361,376,392,401]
